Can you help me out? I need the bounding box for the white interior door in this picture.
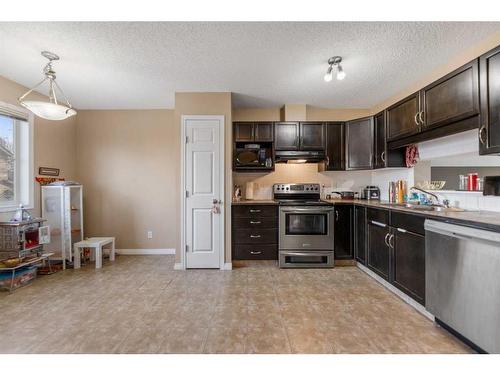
[184,116,224,269]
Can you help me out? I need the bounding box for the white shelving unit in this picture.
[41,184,84,269]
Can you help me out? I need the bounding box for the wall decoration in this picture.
[39,167,60,176]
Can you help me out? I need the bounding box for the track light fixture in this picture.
[324,56,346,82]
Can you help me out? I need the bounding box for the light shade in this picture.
[19,101,77,121]
[323,71,333,82]
[336,65,346,80]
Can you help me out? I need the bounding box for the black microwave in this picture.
[234,146,271,168]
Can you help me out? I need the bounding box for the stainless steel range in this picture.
[274,183,334,268]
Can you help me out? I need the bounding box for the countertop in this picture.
[231,198,500,232]
[325,198,500,232]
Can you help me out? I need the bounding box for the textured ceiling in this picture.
[0,22,499,109]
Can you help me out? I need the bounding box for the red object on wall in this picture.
[467,173,478,191]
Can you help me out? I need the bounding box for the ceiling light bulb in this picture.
[336,65,346,80]
[324,66,333,82]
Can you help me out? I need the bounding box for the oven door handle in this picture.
[282,251,330,256]
[280,207,334,213]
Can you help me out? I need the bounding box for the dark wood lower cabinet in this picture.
[354,205,367,264]
[367,220,391,280]
[334,205,353,260]
[232,204,278,260]
[392,229,426,305]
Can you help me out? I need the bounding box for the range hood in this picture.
[275,150,326,163]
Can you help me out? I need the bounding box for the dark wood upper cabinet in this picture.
[334,205,353,260]
[319,122,345,171]
[374,111,406,169]
[299,122,326,150]
[421,60,479,131]
[274,122,300,150]
[354,205,367,265]
[254,122,274,142]
[234,122,254,142]
[480,46,500,155]
[234,122,273,142]
[346,116,374,170]
[386,92,421,141]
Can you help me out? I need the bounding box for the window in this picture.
[0,102,33,211]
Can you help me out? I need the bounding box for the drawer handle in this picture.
[250,251,262,255]
[250,221,261,224]
[371,220,387,228]
[249,209,261,213]
[250,235,261,238]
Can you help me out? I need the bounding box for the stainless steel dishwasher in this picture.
[425,219,500,353]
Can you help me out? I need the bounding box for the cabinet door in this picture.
[254,122,274,142]
[234,122,254,142]
[367,221,391,280]
[323,122,345,170]
[386,93,420,141]
[334,205,353,260]
[275,122,299,150]
[392,229,425,305]
[346,116,374,170]
[373,111,386,169]
[421,60,479,131]
[479,46,500,154]
[299,122,326,150]
[354,205,367,265]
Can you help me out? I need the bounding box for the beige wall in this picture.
[232,106,371,122]
[174,92,232,264]
[75,110,175,249]
[0,75,77,220]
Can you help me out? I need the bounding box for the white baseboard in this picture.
[222,262,232,270]
[357,263,434,321]
[116,248,175,255]
[174,262,184,270]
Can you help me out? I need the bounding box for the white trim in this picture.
[357,263,434,321]
[116,248,175,255]
[174,262,184,270]
[222,262,232,270]
[180,115,225,270]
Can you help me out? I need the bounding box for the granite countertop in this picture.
[231,199,278,205]
[325,198,500,231]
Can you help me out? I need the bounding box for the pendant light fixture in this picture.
[18,51,77,121]
[324,56,346,82]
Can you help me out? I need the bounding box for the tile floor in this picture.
[0,255,471,354]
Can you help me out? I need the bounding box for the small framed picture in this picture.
[39,167,60,176]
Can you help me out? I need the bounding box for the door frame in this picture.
[180,115,225,270]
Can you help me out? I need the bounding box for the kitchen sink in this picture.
[379,202,465,212]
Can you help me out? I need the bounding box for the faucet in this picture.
[410,187,450,208]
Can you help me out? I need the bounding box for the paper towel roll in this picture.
[245,182,255,200]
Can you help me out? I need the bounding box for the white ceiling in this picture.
[0,22,499,109]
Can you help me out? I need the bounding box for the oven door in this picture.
[279,206,334,250]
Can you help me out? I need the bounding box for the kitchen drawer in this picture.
[233,216,277,229]
[391,211,425,235]
[233,228,277,245]
[232,205,277,218]
[367,207,389,225]
[233,244,277,260]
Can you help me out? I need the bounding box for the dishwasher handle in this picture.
[425,219,500,245]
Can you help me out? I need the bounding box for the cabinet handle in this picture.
[250,235,261,238]
[479,124,487,145]
[325,156,330,167]
[335,210,339,221]
[371,220,387,228]
[397,228,407,233]
[414,113,420,126]
[249,209,261,213]
[384,233,390,246]
[250,251,262,255]
[389,234,395,249]
[380,151,386,162]
[250,221,261,224]
[418,111,424,126]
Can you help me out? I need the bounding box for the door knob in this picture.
[212,199,222,204]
